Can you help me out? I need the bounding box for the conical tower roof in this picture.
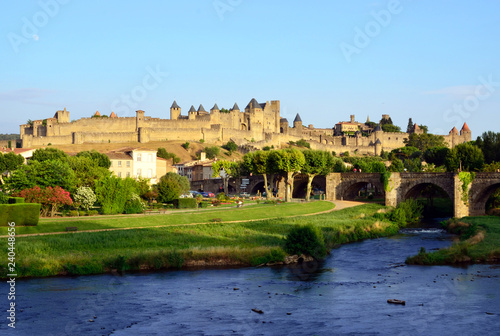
[294,113,302,123]
[246,98,260,109]
[197,104,206,112]
[94,111,101,116]
[171,100,180,109]
[450,127,459,134]
[461,122,471,132]
[188,105,196,113]
[110,112,117,118]
[211,103,219,111]
[232,103,240,111]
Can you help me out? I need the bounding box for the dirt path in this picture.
[5,201,366,238]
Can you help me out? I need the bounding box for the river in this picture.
[2,228,500,335]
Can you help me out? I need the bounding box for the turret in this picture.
[231,102,240,112]
[197,104,208,115]
[170,100,181,120]
[350,115,355,123]
[280,118,289,134]
[293,113,302,129]
[375,138,382,156]
[110,111,118,118]
[136,110,145,131]
[188,105,197,120]
[460,122,471,136]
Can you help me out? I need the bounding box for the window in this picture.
[137,154,142,162]
[148,154,153,162]
[118,161,122,167]
[126,172,130,177]
[118,172,122,178]
[126,161,130,167]
[148,169,152,178]
[137,169,142,177]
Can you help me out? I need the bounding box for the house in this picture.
[0,147,34,164]
[107,148,160,183]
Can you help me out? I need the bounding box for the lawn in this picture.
[1,201,335,236]
[0,203,400,278]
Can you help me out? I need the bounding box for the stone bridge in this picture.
[324,172,500,217]
[191,172,500,217]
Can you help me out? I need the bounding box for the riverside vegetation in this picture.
[0,202,418,278]
[407,216,500,265]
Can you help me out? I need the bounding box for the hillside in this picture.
[38,140,244,163]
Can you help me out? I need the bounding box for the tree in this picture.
[0,152,24,178]
[242,151,272,199]
[73,186,97,211]
[404,133,446,152]
[31,148,68,162]
[269,148,305,202]
[95,176,138,214]
[76,150,111,168]
[221,141,238,154]
[17,186,73,217]
[5,160,77,193]
[212,160,240,195]
[423,146,450,167]
[382,124,401,133]
[157,148,180,164]
[181,142,190,150]
[68,156,111,190]
[406,118,414,133]
[475,131,500,164]
[156,172,190,203]
[301,150,334,201]
[388,158,405,172]
[204,146,220,159]
[445,142,485,172]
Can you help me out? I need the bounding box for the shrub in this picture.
[296,139,311,148]
[16,186,73,217]
[222,141,238,153]
[8,197,24,204]
[199,139,205,143]
[124,194,147,214]
[216,192,226,201]
[388,199,423,226]
[73,186,96,211]
[172,198,197,209]
[68,210,79,217]
[95,176,137,215]
[205,146,220,159]
[0,193,9,204]
[284,225,326,259]
[0,203,40,226]
[79,210,86,216]
[87,210,99,216]
[182,142,190,150]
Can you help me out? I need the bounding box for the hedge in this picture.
[8,197,25,204]
[173,198,197,209]
[0,203,40,226]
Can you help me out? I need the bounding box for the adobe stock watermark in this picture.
[110,65,168,117]
[213,0,243,21]
[7,0,71,54]
[339,0,404,64]
[443,75,499,126]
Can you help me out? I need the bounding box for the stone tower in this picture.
[54,108,70,123]
[293,113,302,128]
[170,101,181,120]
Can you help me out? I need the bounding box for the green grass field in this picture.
[1,201,334,236]
[0,203,401,278]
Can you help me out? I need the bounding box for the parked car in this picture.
[179,193,193,198]
[240,192,251,198]
[189,190,202,197]
[201,192,215,198]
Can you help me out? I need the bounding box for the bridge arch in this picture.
[293,175,326,199]
[469,173,500,215]
[338,173,385,201]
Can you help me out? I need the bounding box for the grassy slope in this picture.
[1,203,399,278]
[0,202,334,235]
[406,216,500,265]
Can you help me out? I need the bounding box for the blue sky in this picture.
[1,0,499,139]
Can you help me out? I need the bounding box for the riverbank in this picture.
[1,203,401,278]
[406,216,500,265]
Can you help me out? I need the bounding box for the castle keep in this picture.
[20,98,471,154]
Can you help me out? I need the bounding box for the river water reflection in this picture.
[2,228,500,335]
